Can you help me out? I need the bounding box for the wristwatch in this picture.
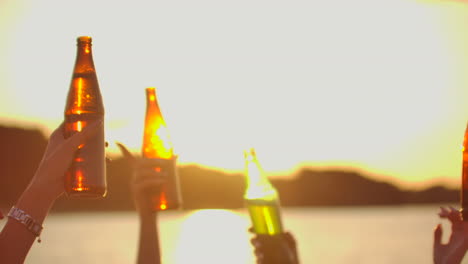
[8,206,43,238]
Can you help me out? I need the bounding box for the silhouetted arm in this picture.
[0,119,102,263]
[136,203,161,264]
[0,183,56,262]
[134,175,165,264]
[117,142,165,264]
[249,228,300,264]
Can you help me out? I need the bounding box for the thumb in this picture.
[284,232,297,248]
[64,118,103,148]
[116,141,136,165]
[434,224,443,248]
[45,118,103,160]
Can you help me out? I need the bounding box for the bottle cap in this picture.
[77,36,92,43]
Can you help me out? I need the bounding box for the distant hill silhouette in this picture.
[0,125,47,206]
[0,124,459,212]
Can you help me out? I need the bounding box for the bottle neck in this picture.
[464,125,468,152]
[245,158,268,185]
[74,42,95,73]
[145,90,166,124]
[244,155,278,200]
[142,88,174,159]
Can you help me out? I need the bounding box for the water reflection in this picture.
[173,209,253,264]
[16,206,443,263]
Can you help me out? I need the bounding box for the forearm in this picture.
[0,183,56,263]
[137,211,161,264]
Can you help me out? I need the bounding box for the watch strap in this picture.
[8,206,43,240]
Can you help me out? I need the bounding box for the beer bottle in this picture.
[244,148,298,263]
[244,148,283,235]
[461,122,468,220]
[64,36,106,198]
[142,87,181,210]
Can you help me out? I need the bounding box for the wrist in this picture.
[134,196,158,217]
[25,181,59,204]
[7,206,44,242]
[15,184,57,222]
[136,202,158,219]
[28,169,64,200]
[138,207,157,218]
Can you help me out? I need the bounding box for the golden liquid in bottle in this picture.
[246,199,283,235]
[64,37,106,198]
[142,87,180,210]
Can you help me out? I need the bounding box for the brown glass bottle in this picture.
[63,36,106,198]
[142,87,181,210]
[461,122,468,220]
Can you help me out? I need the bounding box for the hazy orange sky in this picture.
[1,0,467,189]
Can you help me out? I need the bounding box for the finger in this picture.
[447,210,462,224]
[134,175,166,187]
[449,207,462,221]
[133,181,165,196]
[256,251,264,264]
[66,120,103,149]
[67,118,103,145]
[44,122,66,152]
[250,236,260,246]
[45,119,103,160]
[137,158,166,169]
[283,232,297,248]
[449,206,461,217]
[135,164,167,177]
[439,207,450,218]
[115,141,136,164]
[254,247,263,257]
[79,118,103,138]
[251,239,263,256]
[434,224,442,248]
[50,121,65,140]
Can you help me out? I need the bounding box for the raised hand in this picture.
[249,228,300,264]
[433,207,468,264]
[116,142,164,264]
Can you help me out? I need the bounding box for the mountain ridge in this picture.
[0,124,458,212]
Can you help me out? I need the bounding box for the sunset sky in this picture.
[1,0,467,189]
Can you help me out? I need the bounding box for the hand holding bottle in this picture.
[433,207,468,264]
[141,87,180,211]
[116,142,164,264]
[249,228,300,264]
[30,118,103,200]
[0,119,102,263]
[116,142,167,215]
[243,148,299,263]
[64,36,106,198]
